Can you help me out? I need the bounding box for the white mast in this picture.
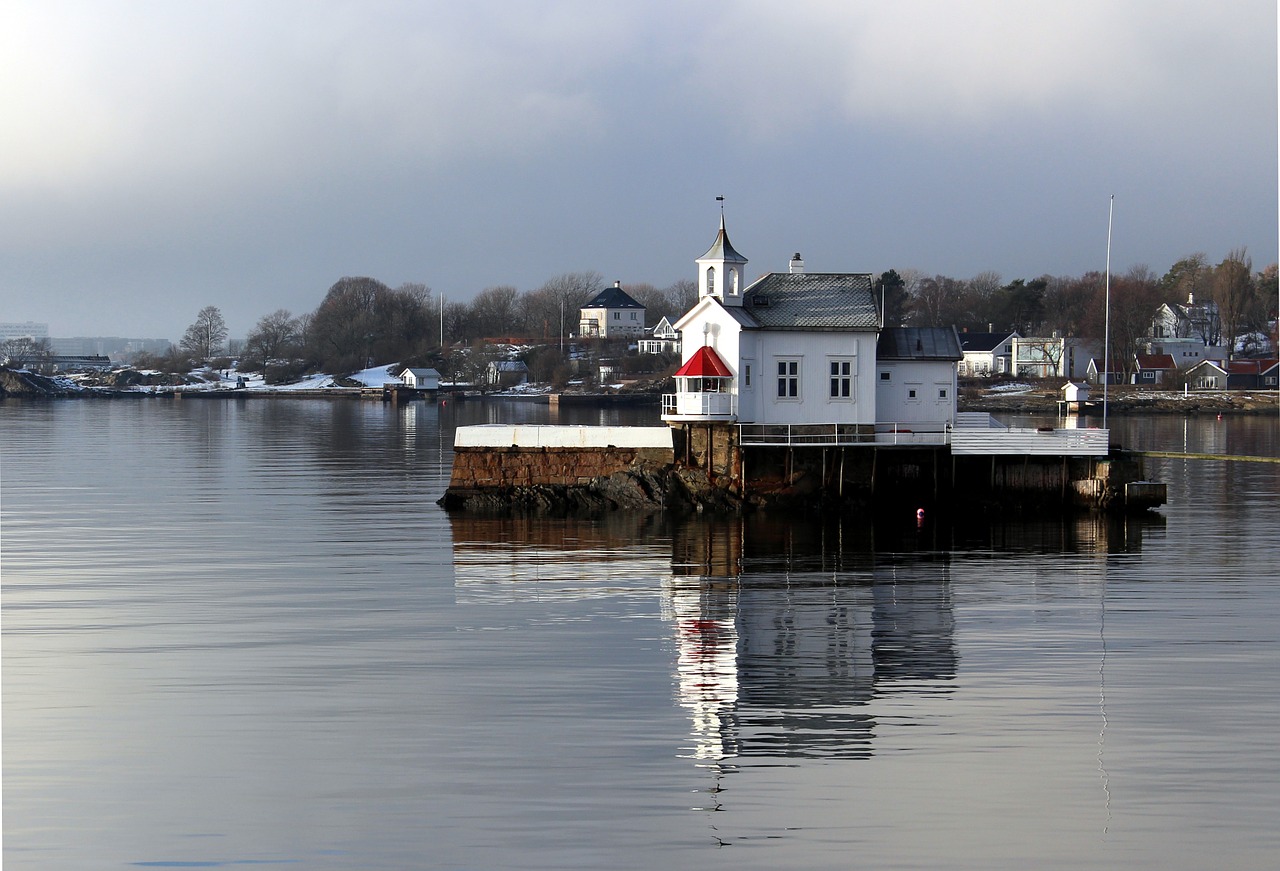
[1103,196,1114,429]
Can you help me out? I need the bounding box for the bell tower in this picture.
[696,212,748,308]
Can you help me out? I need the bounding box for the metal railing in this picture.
[661,392,737,418]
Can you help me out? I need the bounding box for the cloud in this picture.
[685,1,1274,138]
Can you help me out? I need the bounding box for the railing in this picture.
[661,392,736,419]
[737,423,948,447]
[951,425,1109,456]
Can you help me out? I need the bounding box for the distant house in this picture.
[579,281,646,339]
[957,330,1018,377]
[1013,335,1097,380]
[1153,293,1221,344]
[1085,358,1124,386]
[487,360,529,387]
[1187,358,1279,390]
[875,327,963,430]
[1133,354,1176,386]
[638,316,681,355]
[1144,337,1226,370]
[399,367,440,390]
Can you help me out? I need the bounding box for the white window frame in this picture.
[775,357,801,401]
[827,356,855,402]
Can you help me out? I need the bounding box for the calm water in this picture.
[3,397,1278,870]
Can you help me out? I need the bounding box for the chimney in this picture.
[789,252,804,274]
[614,280,621,288]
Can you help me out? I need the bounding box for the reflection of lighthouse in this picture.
[665,579,740,762]
[665,518,959,764]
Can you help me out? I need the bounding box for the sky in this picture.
[1,0,1276,342]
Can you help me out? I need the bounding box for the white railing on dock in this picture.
[950,425,1109,456]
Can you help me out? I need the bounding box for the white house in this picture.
[1153,293,1221,344]
[399,367,440,390]
[662,218,881,427]
[579,281,646,339]
[875,327,963,431]
[638,316,681,355]
[1012,335,1097,380]
[957,331,1018,377]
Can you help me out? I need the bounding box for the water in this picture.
[3,398,1278,870]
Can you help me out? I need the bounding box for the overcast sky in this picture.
[2,0,1276,341]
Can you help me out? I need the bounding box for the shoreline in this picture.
[3,367,1277,414]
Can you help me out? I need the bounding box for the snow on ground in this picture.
[347,364,400,387]
[986,382,1034,394]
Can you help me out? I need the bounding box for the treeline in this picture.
[143,249,1276,381]
[140,272,697,381]
[881,249,1276,365]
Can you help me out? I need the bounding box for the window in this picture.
[613,312,620,320]
[744,363,752,388]
[729,268,739,296]
[706,266,715,295]
[906,382,921,403]
[880,371,891,381]
[938,387,948,399]
[630,312,637,320]
[828,358,853,400]
[776,358,800,399]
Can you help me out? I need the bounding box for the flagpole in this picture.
[1103,196,1113,430]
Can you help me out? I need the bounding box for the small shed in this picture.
[487,360,529,387]
[1062,381,1091,403]
[399,367,440,390]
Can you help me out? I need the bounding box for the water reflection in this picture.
[666,518,956,766]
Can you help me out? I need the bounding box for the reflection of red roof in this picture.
[674,346,732,378]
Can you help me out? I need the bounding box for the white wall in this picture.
[749,331,878,426]
[876,360,957,428]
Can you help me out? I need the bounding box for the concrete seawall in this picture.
[440,424,1165,515]
[440,426,681,513]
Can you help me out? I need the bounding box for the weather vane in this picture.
[716,195,724,215]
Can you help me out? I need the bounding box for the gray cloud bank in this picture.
[2,0,1275,339]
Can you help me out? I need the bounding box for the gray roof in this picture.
[736,273,879,331]
[699,218,748,264]
[957,331,1017,353]
[877,327,963,361]
[582,285,645,309]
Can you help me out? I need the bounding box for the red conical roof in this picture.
[674,345,732,378]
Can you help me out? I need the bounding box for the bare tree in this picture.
[1,336,53,368]
[470,286,521,339]
[180,306,228,361]
[665,278,698,316]
[1109,265,1163,381]
[1213,248,1254,357]
[538,271,604,336]
[245,309,300,363]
